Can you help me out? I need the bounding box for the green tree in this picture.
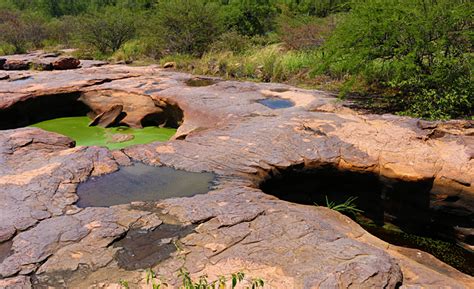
[0,9,48,53]
[78,5,136,53]
[321,0,473,119]
[153,0,223,56]
[222,0,278,36]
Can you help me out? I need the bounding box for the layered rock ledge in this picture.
[0,60,472,288]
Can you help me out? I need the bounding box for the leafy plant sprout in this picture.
[315,196,364,216]
[119,267,264,289]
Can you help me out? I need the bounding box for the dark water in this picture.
[114,223,195,270]
[258,98,295,109]
[76,163,215,207]
[260,165,474,275]
[361,220,474,276]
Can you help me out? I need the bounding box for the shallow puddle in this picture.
[30,116,176,150]
[258,98,295,109]
[76,163,215,207]
[114,223,195,270]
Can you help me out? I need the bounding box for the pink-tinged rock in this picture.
[52,57,80,70]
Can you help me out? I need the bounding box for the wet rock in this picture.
[88,104,124,128]
[52,57,80,70]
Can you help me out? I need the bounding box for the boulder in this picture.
[163,62,176,69]
[89,105,124,128]
[52,57,80,70]
[2,60,30,70]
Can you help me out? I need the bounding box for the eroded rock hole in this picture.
[0,90,185,148]
[76,163,216,207]
[260,164,474,275]
[0,92,89,129]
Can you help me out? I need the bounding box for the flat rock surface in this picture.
[0,60,472,288]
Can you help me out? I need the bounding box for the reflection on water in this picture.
[258,98,295,109]
[76,163,215,207]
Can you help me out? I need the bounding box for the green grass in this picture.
[30,116,176,150]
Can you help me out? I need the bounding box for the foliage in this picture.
[209,31,252,54]
[119,267,264,289]
[277,14,337,50]
[284,0,350,17]
[221,0,278,36]
[316,196,364,216]
[0,9,48,53]
[152,0,223,56]
[77,5,136,53]
[321,0,473,119]
[0,0,471,119]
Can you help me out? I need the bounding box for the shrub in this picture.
[209,31,252,54]
[46,15,81,48]
[77,6,136,54]
[0,9,48,53]
[277,14,337,51]
[221,0,278,36]
[112,39,148,63]
[321,0,473,119]
[285,0,350,17]
[153,0,223,56]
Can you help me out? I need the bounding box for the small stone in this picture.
[163,62,176,69]
[107,133,134,144]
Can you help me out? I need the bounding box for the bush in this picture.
[153,0,223,56]
[286,0,350,17]
[0,9,48,53]
[221,0,278,36]
[46,16,81,48]
[277,14,337,51]
[209,31,252,54]
[321,0,473,119]
[78,6,136,54]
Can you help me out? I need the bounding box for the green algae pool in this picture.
[30,116,176,150]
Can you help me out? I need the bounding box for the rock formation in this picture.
[0,54,472,288]
[88,104,124,128]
